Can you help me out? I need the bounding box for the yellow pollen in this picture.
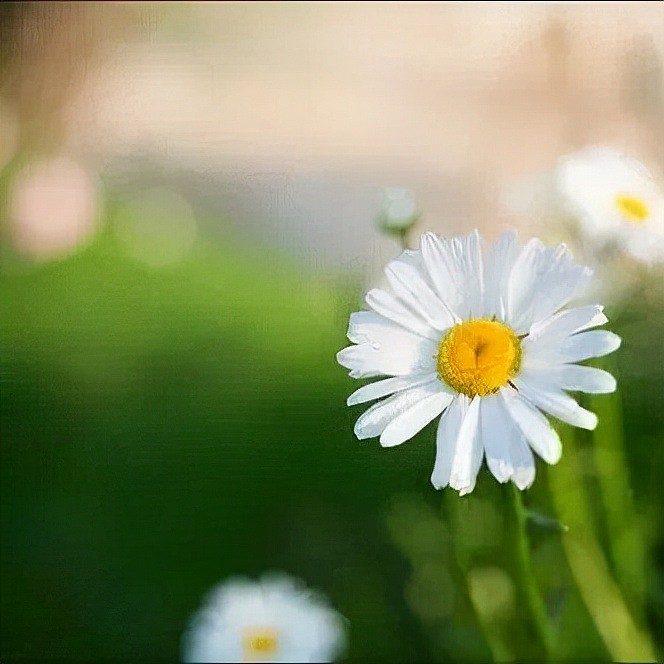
[615,194,649,223]
[437,319,522,397]
[242,627,279,661]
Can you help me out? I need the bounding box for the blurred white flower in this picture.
[181,574,347,663]
[337,230,620,495]
[556,147,664,263]
[7,156,99,261]
[376,188,420,236]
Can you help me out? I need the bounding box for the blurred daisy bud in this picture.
[181,573,347,663]
[376,187,420,239]
[556,147,664,264]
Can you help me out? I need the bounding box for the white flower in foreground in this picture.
[556,147,664,263]
[337,230,621,495]
[181,574,347,663]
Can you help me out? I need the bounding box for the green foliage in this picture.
[1,199,663,662]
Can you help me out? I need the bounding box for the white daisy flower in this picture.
[556,146,664,263]
[337,230,620,495]
[181,574,347,663]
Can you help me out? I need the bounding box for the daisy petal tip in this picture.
[488,460,511,484]
[379,430,407,448]
[451,474,477,496]
[543,446,563,465]
[420,231,439,250]
[430,475,447,491]
[582,370,618,394]
[580,411,599,431]
[352,423,372,441]
[336,347,352,368]
[589,304,608,326]
[596,331,622,356]
[512,468,536,491]
[364,288,378,303]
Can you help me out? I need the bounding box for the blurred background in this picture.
[1,2,663,662]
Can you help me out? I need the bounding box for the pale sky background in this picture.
[3,2,664,274]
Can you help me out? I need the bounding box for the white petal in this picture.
[507,239,593,333]
[430,396,464,490]
[501,388,562,464]
[336,345,382,379]
[353,381,444,440]
[346,310,415,346]
[482,230,521,319]
[449,395,483,495]
[522,305,611,370]
[380,390,453,447]
[365,288,440,340]
[347,373,439,406]
[559,330,622,363]
[515,377,598,430]
[337,312,438,378]
[526,305,608,343]
[480,394,535,489]
[546,364,617,394]
[384,255,456,331]
[419,230,483,320]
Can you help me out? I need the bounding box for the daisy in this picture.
[337,230,620,495]
[181,573,347,663]
[556,146,664,263]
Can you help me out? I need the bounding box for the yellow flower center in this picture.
[437,319,522,397]
[242,627,279,661]
[615,194,649,223]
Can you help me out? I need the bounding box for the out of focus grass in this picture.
[0,204,438,662]
[1,189,664,662]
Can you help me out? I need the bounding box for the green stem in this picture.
[549,424,657,661]
[397,226,411,251]
[507,483,556,661]
[445,494,514,662]
[590,368,646,614]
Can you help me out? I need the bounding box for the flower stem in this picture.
[397,226,412,250]
[506,483,556,661]
[548,424,657,661]
[590,365,646,615]
[445,493,515,662]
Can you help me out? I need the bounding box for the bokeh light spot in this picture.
[114,187,198,267]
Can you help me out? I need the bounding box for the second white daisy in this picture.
[556,146,664,263]
[337,230,621,495]
[181,573,346,663]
